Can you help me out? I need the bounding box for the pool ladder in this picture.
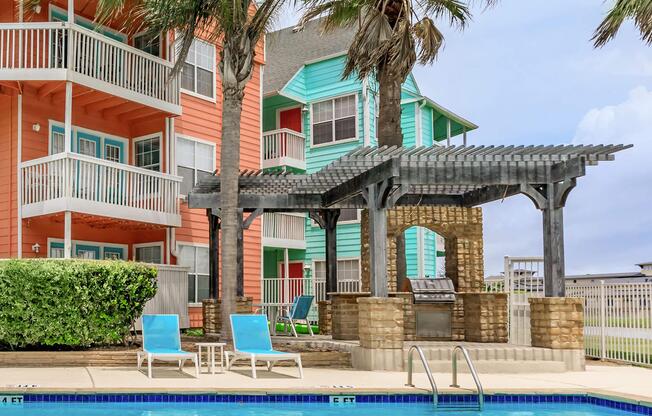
[405,345,484,411]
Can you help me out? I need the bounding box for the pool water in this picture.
[2,402,649,416]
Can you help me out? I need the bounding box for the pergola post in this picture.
[520,180,576,297]
[236,209,244,297]
[207,209,220,299]
[324,210,340,297]
[309,209,340,299]
[363,181,391,298]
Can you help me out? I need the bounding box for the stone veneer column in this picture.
[463,293,508,342]
[529,297,584,349]
[317,300,332,335]
[357,297,404,349]
[331,293,369,340]
[202,296,253,336]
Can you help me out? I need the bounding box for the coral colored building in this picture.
[0,0,263,327]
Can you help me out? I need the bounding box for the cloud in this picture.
[483,86,652,276]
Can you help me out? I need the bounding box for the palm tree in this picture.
[92,0,283,340]
[299,0,491,287]
[593,0,652,47]
[299,0,491,146]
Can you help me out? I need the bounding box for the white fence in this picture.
[567,282,652,366]
[21,152,182,226]
[0,22,180,108]
[260,277,361,322]
[262,129,306,170]
[486,256,652,366]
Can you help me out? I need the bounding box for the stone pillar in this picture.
[529,297,584,349]
[390,292,415,341]
[357,297,404,349]
[331,293,369,340]
[317,300,332,335]
[463,293,508,343]
[202,296,254,336]
[452,297,465,341]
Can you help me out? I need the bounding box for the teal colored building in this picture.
[261,19,476,300]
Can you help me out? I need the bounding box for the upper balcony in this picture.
[0,22,181,115]
[262,129,306,171]
[262,212,306,249]
[21,152,182,227]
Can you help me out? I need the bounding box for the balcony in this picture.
[263,213,305,249]
[0,22,181,115]
[20,152,182,227]
[262,129,306,171]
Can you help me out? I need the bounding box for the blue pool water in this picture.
[1,395,650,416]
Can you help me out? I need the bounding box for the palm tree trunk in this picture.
[376,59,406,290]
[219,88,243,342]
[376,60,403,147]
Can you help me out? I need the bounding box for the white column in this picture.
[67,0,74,23]
[17,94,23,258]
[64,211,72,259]
[446,119,451,147]
[64,81,72,152]
[284,248,290,304]
[463,126,467,146]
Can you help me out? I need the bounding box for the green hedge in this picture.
[0,260,157,349]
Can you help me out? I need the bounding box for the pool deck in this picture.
[1,363,651,404]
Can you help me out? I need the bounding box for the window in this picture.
[178,244,209,304]
[180,38,215,99]
[135,244,162,264]
[78,138,97,157]
[104,247,125,260]
[135,136,161,171]
[176,136,215,195]
[134,32,161,57]
[312,95,356,146]
[314,259,360,282]
[338,209,359,223]
[52,130,65,154]
[105,144,121,163]
[50,246,65,258]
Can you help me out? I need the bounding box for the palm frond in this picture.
[412,16,443,64]
[593,0,652,47]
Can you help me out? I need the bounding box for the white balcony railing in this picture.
[0,22,180,113]
[262,212,306,249]
[20,152,182,226]
[262,129,306,170]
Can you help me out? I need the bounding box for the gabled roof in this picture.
[265,18,355,96]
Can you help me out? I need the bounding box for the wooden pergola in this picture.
[189,144,631,299]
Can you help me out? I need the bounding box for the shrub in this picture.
[0,259,157,349]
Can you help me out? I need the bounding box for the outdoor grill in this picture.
[401,278,456,339]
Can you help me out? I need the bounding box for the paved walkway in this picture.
[1,363,651,403]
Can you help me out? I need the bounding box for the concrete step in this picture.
[407,359,568,374]
[404,345,567,362]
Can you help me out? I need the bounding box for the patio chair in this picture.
[278,295,315,337]
[226,314,303,379]
[137,314,199,378]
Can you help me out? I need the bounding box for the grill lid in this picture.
[402,278,456,303]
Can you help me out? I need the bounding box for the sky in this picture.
[271,1,652,276]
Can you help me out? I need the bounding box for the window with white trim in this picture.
[312,95,356,145]
[135,244,162,264]
[176,136,215,195]
[180,38,215,99]
[50,247,65,258]
[178,244,209,304]
[135,136,161,171]
[314,259,360,282]
[52,130,65,154]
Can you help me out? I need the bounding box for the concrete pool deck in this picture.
[1,363,651,404]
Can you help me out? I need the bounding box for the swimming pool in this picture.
[1,394,650,416]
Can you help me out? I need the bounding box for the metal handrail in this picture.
[450,345,484,410]
[405,345,438,406]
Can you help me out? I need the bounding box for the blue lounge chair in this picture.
[278,295,315,337]
[137,314,199,378]
[226,314,303,379]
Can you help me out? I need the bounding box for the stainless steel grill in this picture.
[403,278,456,303]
